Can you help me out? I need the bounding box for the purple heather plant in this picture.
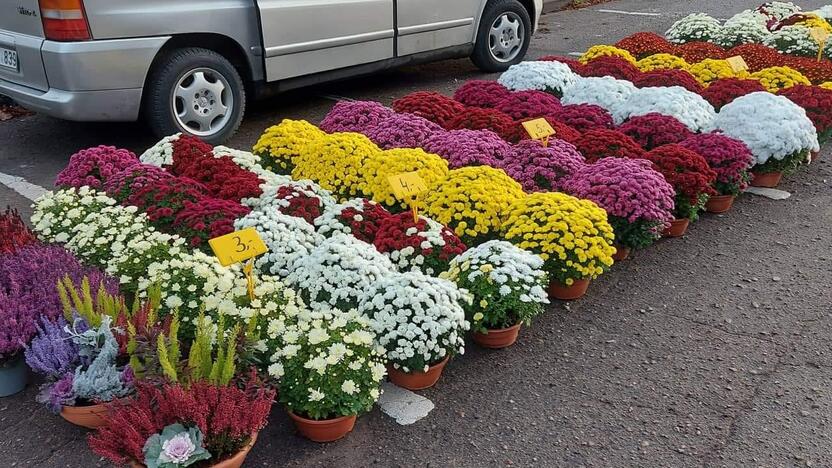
[25,316,79,379]
[422,128,512,169]
[104,163,175,203]
[502,139,586,192]
[319,100,395,133]
[365,112,444,149]
[0,244,118,326]
[677,133,755,196]
[0,289,38,363]
[562,158,675,250]
[54,145,139,190]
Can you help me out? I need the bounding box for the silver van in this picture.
[0,0,542,143]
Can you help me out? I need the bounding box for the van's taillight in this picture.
[39,0,91,41]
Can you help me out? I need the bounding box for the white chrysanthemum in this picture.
[758,2,801,21]
[718,10,771,48]
[139,134,180,166]
[665,13,724,44]
[497,61,577,97]
[314,198,386,239]
[234,210,323,278]
[763,25,832,58]
[611,86,716,131]
[706,92,819,165]
[242,179,336,215]
[813,6,832,21]
[560,76,637,110]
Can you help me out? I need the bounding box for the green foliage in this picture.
[754,150,808,176]
[608,216,664,250]
[673,193,709,221]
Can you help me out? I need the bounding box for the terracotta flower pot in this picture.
[387,355,450,390]
[662,218,690,238]
[472,323,522,349]
[705,194,736,214]
[61,402,110,429]
[548,278,590,301]
[131,433,258,468]
[611,244,631,261]
[750,171,783,188]
[811,150,820,162]
[288,412,356,443]
[0,355,28,398]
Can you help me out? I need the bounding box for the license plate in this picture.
[0,47,18,71]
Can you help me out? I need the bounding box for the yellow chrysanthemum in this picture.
[579,45,637,65]
[292,132,381,199]
[820,81,832,90]
[424,166,525,245]
[501,192,615,283]
[636,53,690,72]
[795,14,832,33]
[252,119,326,174]
[362,148,449,211]
[687,59,745,87]
[749,66,811,93]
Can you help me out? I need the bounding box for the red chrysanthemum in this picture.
[176,154,264,201]
[126,176,208,231]
[494,90,562,120]
[170,135,213,171]
[373,212,466,275]
[783,56,832,84]
[699,78,766,111]
[274,184,326,224]
[778,85,832,143]
[446,106,520,142]
[618,113,693,150]
[173,198,251,248]
[644,144,717,213]
[551,103,614,132]
[538,55,587,73]
[577,56,641,81]
[675,41,727,63]
[452,80,512,108]
[329,199,392,243]
[615,32,676,59]
[726,44,784,72]
[573,128,646,163]
[392,91,467,129]
[632,69,704,93]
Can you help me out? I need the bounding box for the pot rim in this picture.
[287,411,357,425]
[388,355,450,375]
[475,322,522,334]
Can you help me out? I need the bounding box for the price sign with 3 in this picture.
[522,118,556,141]
[388,172,428,201]
[208,227,268,266]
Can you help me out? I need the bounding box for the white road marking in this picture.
[567,52,583,56]
[0,171,48,201]
[319,94,355,102]
[377,382,435,425]
[745,187,791,200]
[596,9,661,17]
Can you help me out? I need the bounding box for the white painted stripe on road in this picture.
[319,94,356,102]
[377,382,435,425]
[567,52,583,56]
[0,172,48,201]
[596,9,661,17]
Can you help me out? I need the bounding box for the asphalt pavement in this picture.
[2,1,832,466]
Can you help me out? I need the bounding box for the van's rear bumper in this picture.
[0,35,169,122]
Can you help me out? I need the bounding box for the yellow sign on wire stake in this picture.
[209,227,268,267]
[725,56,749,74]
[388,172,427,223]
[810,27,830,62]
[522,118,556,147]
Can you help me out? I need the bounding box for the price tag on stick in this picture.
[388,172,428,223]
[522,118,556,147]
[725,56,748,74]
[810,27,830,61]
[209,227,268,267]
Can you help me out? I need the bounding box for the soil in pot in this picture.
[131,433,259,468]
[750,171,783,188]
[548,278,590,301]
[472,323,522,349]
[0,355,28,397]
[387,356,450,390]
[662,218,690,238]
[612,244,631,261]
[705,194,736,214]
[289,412,357,443]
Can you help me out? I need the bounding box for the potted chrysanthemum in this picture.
[501,192,616,301]
[373,212,466,276]
[441,241,549,349]
[678,133,755,213]
[358,272,470,390]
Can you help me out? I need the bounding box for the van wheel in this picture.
[471,0,532,72]
[144,47,245,145]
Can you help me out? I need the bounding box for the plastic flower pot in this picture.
[131,433,259,468]
[612,244,631,261]
[662,219,690,238]
[548,278,590,301]
[61,402,111,429]
[750,171,783,188]
[705,194,736,214]
[472,323,522,349]
[387,356,450,390]
[288,412,356,443]
[0,356,28,397]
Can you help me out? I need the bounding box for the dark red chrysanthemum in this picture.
[675,41,727,63]
[618,113,693,150]
[392,91,467,129]
[632,69,703,93]
[573,128,646,163]
[615,32,676,59]
[699,78,766,111]
[577,56,641,81]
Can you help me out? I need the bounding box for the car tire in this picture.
[471,0,532,73]
[144,47,245,145]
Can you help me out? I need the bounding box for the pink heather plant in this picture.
[502,139,586,192]
[55,146,139,190]
[365,112,444,149]
[562,158,675,250]
[678,133,754,196]
[552,104,614,132]
[453,80,512,108]
[494,90,562,120]
[617,113,693,150]
[422,129,512,169]
[320,100,395,133]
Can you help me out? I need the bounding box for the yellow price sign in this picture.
[810,27,830,45]
[388,172,428,201]
[522,118,556,145]
[725,56,748,74]
[208,227,268,267]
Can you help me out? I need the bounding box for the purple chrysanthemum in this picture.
[501,140,586,192]
[55,146,139,190]
[365,113,444,149]
[422,129,512,169]
[320,100,395,133]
